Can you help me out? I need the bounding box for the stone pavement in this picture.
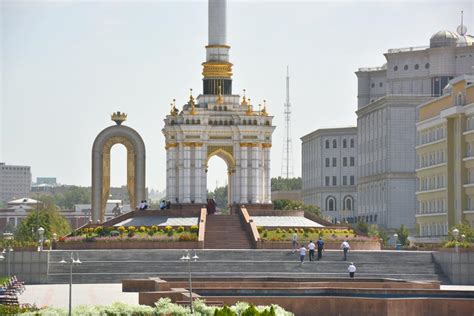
[252,216,324,227]
[19,284,138,308]
[114,216,198,227]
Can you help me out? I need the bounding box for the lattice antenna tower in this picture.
[281,66,294,179]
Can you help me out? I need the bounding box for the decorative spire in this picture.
[241,89,248,106]
[189,88,196,115]
[111,111,127,125]
[246,98,253,115]
[216,85,224,105]
[261,99,268,116]
[457,10,467,36]
[170,99,178,116]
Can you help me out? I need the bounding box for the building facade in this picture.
[355,26,474,230]
[301,128,357,222]
[0,163,32,205]
[416,76,474,237]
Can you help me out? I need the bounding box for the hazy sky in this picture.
[1,0,472,192]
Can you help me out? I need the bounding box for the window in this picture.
[325,140,330,148]
[404,65,408,70]
[425,63,430,69]
[371,83,375,88]
[343,157,347,167]
[326,196,336,211]
[350,157,355,166]
[325,176,330,186]
[343,196,353,211]
[333,139,337,148]
[332,158,337,167]
[379,82,383,87]
[343,139,347,148]
[343,176,347,185]
[332,176,337,186]
[414,64,419,70]
[350,139,355,148]
[325,158,330,167]
[394,65,398,71]
[350,176,355,185]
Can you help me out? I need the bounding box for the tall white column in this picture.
[194,146,204,204]
[166,146,178,201]
[183,145,191,203]
[240,146,248,203]
[250,145,260,203]
[264,146,272,203]
[178,145,185,203]
[208,0,226,45]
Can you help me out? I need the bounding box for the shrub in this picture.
[263,230,268,238]
[177,226,185,233]
[288,228,293,233]
[190,225,199,233]
[117,226,126,235]
[167,229,174,237]
[257,227,263,233]
[164,225,173,232]
[151,225,159,232]
[110,230,120,237]
[443,240,471,248]
[178,232,198,241]
[298,228,304,234]
[127,231,135,238]
[147,229,154,236]
[94,226,103,235]
[128,226,137,233]
[276,228,282,234]
[139,226,147,233]
[309,228,316,233]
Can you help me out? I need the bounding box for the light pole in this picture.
[60,252,82,316]
[452,228,459,253]
[180,250,199,314]
[393,233,399,250]
[37,227,45,252]
[3,232,13,277]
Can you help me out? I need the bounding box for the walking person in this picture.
[298,245,307,265]
[341,240,350,261]
[292,232,298,253]
[348,262,356,278]
[307,240,315,262]
[316,237,324,260]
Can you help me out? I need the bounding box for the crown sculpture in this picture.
[111,111,127,125]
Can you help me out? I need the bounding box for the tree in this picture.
[356,222,369,234]
[447,221,473,243]
[15,208,71,242]
[208,185,228,210]
[396,224,410,246]
[272,199,321,216]
[271,177,302,192]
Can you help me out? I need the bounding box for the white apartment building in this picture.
[0,163,32,205]
[301,128,357,222]
[355,26,474,230]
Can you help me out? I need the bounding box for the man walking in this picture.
[298,245,307,265]
[348,262,356,278]
[307,240,316,261]
[292,232,298,253]
[341,240,350,261]
[316,237,324,260]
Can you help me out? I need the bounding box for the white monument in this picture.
[162,0,275,207]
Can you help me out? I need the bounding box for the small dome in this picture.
[457,35,474,47]
[430,30,459,48]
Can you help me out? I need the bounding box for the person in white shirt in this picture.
[348,262,356,278]
[307,240,316,262]
[292,233,298,253]
[298,245,307,265]
[341,240,350,261]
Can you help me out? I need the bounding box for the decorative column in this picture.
[194,144,204,204]
[263,144,272,203]
[178,144,185,203]
[240,145,248,203]
[183,144,191,203]
[166,144,178,202]
[250,144,260,203]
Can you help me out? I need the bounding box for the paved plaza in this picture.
[252,216,324,227]
[114,216,198,227]
[18,283,474,308]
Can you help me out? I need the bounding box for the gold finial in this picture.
[241,89,248,106]
[189,88,196,115]
[261,99,268,116]
[246,98,253,116]
[216,85,224,105]
[170,99,178,116]
[111,111,127,125]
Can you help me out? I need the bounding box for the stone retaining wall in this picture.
[0,251,48,284]
[258,240,381,250]
[55,241,201,250]
[432,249,474,284]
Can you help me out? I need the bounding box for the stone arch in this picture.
[92,124,146,222]
[206,147,236,207]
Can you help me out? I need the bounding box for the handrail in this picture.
[240,207,260,246]
[198,208,207,248]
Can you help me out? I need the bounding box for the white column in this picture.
[233,145,240,204]
[166,146,177,201]
[250,145,260,203]
[194,146,204,204]
[178,144,185,203]
[208,0,226,45]
[240,146,248,203]
[263,146,271,203]
[183,145,191,203]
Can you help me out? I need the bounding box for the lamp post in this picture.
[452,228,459,253]
[180,250,199,314]
[3,232,14,278]
[393,233,399,250]
[60,253,82,316]
[37,227,45,252]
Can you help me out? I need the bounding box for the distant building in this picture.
[355,25,474,230]
[416,75,474,238]
[301,127,357,222]
[36,177,57,186]
[0,163,32,205]
[271,190,302,202]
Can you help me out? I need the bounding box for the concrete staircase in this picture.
[46,250,449,284]
[204,214,253,249]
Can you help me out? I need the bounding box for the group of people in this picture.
[159,200,172,210]
[293,234,356,278]
[206,198,217,214]
[138,200,149,210]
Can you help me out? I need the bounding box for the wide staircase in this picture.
[46,250,448,284]
[204,214,253,249]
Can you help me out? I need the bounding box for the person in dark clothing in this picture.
[316,237,324,260]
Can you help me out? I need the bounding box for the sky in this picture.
[1,0,472,192]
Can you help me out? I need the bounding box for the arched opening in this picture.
[109,144,129,220]
[326,196,336,211]
[343,195,353,211]
[206,149,235,214]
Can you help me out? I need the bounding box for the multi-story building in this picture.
[301,128,357,222]
[355,26,474,230]
[0,163,32,205]
[416,75,474,238]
